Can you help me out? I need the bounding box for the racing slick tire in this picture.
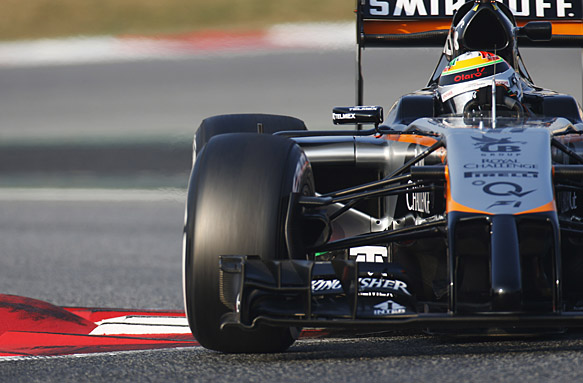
[183,133,314,353]
[194,114,306,156]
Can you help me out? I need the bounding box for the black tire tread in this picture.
[195,114,306,155]
[184,133,310,353]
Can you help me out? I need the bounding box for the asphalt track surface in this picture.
[0,47,583,381]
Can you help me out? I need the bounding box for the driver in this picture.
[437,51,527,119]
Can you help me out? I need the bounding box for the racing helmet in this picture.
[444,0,518,69]
[437,51,524,118]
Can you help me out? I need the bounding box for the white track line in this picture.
[90,316,191,335]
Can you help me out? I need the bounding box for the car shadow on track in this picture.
[190,331,583,361]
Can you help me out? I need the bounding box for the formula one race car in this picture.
[183,0,583,353]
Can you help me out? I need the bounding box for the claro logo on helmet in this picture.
[454,68,484,82]
[311,278,411,295]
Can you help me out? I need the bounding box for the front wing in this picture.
[219,256,583,332]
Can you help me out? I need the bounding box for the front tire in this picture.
[183,133,313,353]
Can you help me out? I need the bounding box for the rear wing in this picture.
[357,0,583,48]
[355,0,583,105]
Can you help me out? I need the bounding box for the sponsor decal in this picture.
[464,159,537,169]
[464,170,538,178]
[472,136,526,153]
[311,279,343,293]
[406,181,431,214]
[364,0,581,19]
[479,181,536,209]
[487,200,523,208]
[333,113,356,120]
[311,277,411,296]
[482,181,535,197]
[372,300,406,316]
[440,78,495,102]
[333,106,382,123]
[454,67,484,82]
[448,129,551,214]
[359,291,394,297]
[360,277,411,295]
[349,106,382,111]
[406,157,432,214]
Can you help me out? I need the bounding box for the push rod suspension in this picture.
[311,219,446,252]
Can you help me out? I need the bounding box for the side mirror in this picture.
[518,21,552,42]
[332,106,384,126]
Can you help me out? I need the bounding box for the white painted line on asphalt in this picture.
[0,188,186,202]
[90,316,191,335]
